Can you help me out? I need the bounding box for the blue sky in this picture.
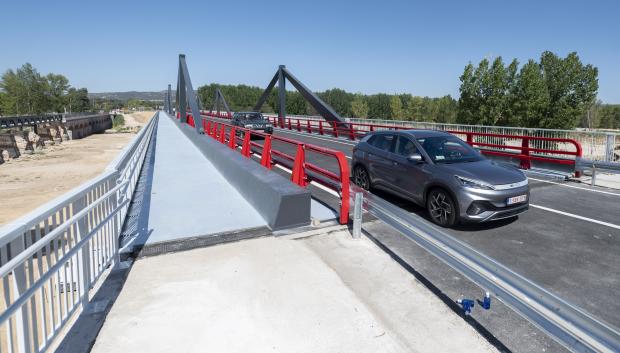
[1,0,618,102]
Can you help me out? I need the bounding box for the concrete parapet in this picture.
[64,114,112,139]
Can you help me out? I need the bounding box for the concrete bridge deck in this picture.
[120,112,336,255]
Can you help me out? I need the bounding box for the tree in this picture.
[319,89,353,117]
[350,94,369,118]
[0,63,89,115]
[0,91,6,116]
[286,91,307,115]
[539,51,598,129]
[389,95,403,120]
[46,73,69,112]
[457,52,598,129]
[367,94,391,119]
[456,62,478,124]
[512,60,549,128]
[66,88,90,112]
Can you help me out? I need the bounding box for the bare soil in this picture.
[0,112,155,226]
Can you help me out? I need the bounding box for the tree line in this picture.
[457,51,603,129]
[198,51,619,130]
[0,63,91,116]
[197,84,458,124]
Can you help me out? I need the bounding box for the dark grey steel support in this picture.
[213,89,232,116]
[281,67,342,124]
[178,61,186,123]
[253,72,279,112]
[177,54,203,133]
[278,65,286,127]
[167,84,173,115]
[253,66,344,125]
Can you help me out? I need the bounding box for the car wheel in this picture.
[353,165,371,190]
[427,189,457,227]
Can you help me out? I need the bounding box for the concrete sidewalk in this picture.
[91,231,497,353]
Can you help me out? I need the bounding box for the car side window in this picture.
[370,134,395,152]
[394,136,417,156]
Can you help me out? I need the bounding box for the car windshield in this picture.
[238,113,263,121]
[417,136,483,164]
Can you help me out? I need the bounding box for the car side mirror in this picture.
[407,153,424,163]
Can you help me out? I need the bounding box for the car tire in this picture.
[426,188,458,227]
[353,165,371,190]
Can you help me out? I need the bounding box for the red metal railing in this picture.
[197,115,350,224]
[258,115,583,171]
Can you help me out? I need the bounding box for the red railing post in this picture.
[370,125,374,132]
[319,121,324,135]
[349,124,355,140]
[288,118,292,130]
[335,151,350,224]
[307,120,312,133]
[211,122,218,137]
[205,121,212,135]
[520,138,531,169]
[291,144,307,186]
[260,135,272,169]
[241,131,251,157]
[229,127,237,149]
[219,125,226,143]
[297,119,301,132]
[466,133,474,146]
[333,122,339,138]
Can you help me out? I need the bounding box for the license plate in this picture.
[507,195,527,205]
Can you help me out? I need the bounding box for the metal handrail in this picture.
[351,186,620,353]
[199,116,350,224]
[0,112,158,353]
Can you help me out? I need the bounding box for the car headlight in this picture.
[244,124,254,128]
[455,175,495,190]
[265,123,273,128]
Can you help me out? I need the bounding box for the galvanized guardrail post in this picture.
[352,192,363,239]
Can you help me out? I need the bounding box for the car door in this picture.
[384,135,430,202]
[366,133,396,188]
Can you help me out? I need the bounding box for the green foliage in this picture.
[112,114,125,128]
[197,83,458,123]
[318,89,353,117]
[66,88,90,112]
[350,94,369,118]
[390,95,403,120]
[0,63,90,115]
[457,51,599,129]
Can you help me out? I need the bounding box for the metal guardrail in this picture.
[0,115,64,129]
[197,115,351,224]
[351,186,620,353]
[0,112,158,353]
[576,158,620,186]
[261,113,620,163]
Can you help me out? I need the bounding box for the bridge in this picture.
[1,55,619,353]
[0,113,112,162]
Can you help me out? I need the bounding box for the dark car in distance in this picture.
[231,112,274,135]
[351,130,529,227]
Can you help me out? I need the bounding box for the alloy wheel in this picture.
[354,166,370,190]
[428,190,456,227]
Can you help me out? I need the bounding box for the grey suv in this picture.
[351,130,529,227]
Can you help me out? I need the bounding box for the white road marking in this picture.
[530,204,620,230]
[275,128,358,147]
[528,177,620,196]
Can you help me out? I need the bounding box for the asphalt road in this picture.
[267,127,620,353]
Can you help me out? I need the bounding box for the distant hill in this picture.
[89,91,171,101]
